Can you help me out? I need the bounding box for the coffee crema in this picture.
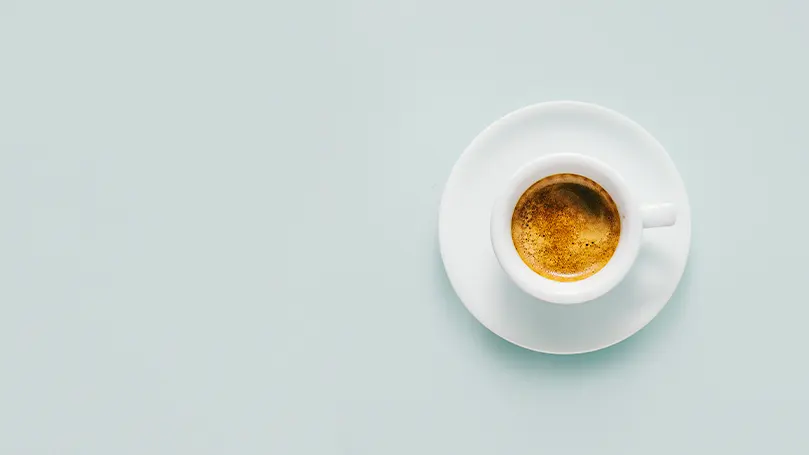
[511,173,621,282]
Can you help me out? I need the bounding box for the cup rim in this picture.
[490,153,643,305]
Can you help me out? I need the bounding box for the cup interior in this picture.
[490,154,643,304]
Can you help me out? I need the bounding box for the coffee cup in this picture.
[490,153,676,305]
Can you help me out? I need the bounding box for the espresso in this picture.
[511,174,621,282]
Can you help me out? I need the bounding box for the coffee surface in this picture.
[511,174,621,282]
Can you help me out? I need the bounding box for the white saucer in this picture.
[439,101,691,354]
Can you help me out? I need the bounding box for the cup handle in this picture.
[640,203,677,228]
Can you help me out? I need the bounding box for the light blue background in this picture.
[1,0,807,453]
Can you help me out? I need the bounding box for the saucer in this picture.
[438,101,691,354]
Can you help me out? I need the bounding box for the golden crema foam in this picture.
[511,173,621,282]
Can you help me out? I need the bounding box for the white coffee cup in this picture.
[490,153,677,305]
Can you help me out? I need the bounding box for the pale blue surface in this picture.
[1,0,808,453]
